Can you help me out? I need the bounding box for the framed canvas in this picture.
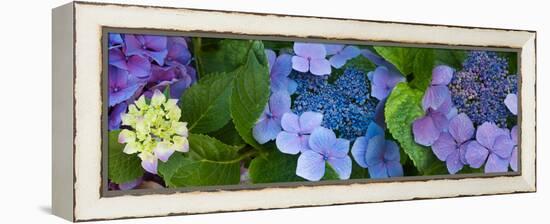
[52,1,537,222]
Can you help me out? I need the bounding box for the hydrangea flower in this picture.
[368,66,405,100]
[118,90,189,174]
[265,49,296,93]
[449,51,516,127]
[324,44,361,68]
[422,65,454,111]
[147,64,197,99]
[296,127,351,181]
[253,91,291,144]
[124,34,168,66]
[291,68,379,140]
[505,93,518,115]
[276,112,323,154]
[109,102,128,130]
[431,113,475,174]
[291,43,331,76]
[165,37,191,66]
[509,125,518,171]
[351,122,403,178]
[465,122,515,173]
[109,47,151,79]
[109,33,123,48]
[108,65,141,107]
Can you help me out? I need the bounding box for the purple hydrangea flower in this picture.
[505,93,518,115]
[124,34,168,66]
[291,43,331,76]
[351,122,403,178]
[253,91,291,144]
[276,112,323,154]
[109,47,151,79]
[296,127,351,181]
[109,33,123,48]
[431,113,475,174]
[266,49,297,93]
[108,65,141,107]
[465,122,515,173]
[146,64,197,99]
[422,65,454,111]
[509,125,518,171]
[165,37,192,66]
[324,44,361,68]
[108,102,128,130]
[368,66,405,100]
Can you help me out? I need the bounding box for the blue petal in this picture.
[252,117,281,144]
[365,135,385,166]
[368,163,388,179]
[366,122,385,139]
[351,136,368,168]
[327,156,352,180]
[385,161,404,177]
[296,150,325,181]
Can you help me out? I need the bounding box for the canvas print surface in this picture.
[106,32,519,191]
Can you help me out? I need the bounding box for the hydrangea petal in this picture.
[276,132,302,155]
[430,111,450,133]
[109,102,128,130]
[138,152,158,174]
[511,125,518,144]
[384,140,400,162]
[432,132,456,161]
[446,151,464,174]
[252,118,281,144]
[505,94,518,115]
[368,163,388,179]
[431,65,454,85]
[309,58,331,76]
[118,178,143,191]
[153,142,175,162]
[351,136,369,168]
[328,46,360,68]
[465,141,489,168]
[296,150,325,181]
[299,112,323,133]
[271,54,293,79]
[269,91,291,118]
[332,138,350,158]
[385,161,404,177]
[127,55,151,78]
[124,34,143,56]
[265,49,276,70]
[308,127,336,154]
[366,122,385,139]
[291,56,309,73]
[485,153,510,173]
[448,113,474,144]
[476,122,506,149]
[493,135,514,159]
[280,113,300,133]
[365,135,385,166]
[412,115,440,146]
[146,50,168,66]
[374,100,387,129]
[510,147,518,172]
[422,85,451,111]
[324,44,344,55]
[327,156,352,180]
[294,43,327,59]
[109,48,129,70]
[110,84,140,107]
[143,35,167,51]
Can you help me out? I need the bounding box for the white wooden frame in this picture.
[52,1,536,222]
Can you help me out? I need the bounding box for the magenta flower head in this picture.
[465,122,515,173]
[368,66,405,100]
[324,44,361,68]
[276,112,323,154]
[504,93,518,115]
[431,113,475,174]
[351,122,403,178]
[296,127,352,181]
[253,91,292,144]
[291,43,331,76]
[124,34,168,66]
[108,65,141,107]
[422,65,454,111]
[266,49,297,94]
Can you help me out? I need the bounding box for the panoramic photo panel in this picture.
[105,32,519,191]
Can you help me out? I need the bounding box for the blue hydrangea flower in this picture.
[266,49,297,94]
[291,43,331,76]
[296,127,352,181]
[291,68,379,140]
[276,112,323,154]
[431,113,475,174]
[465,122,515,173]
[448,51,516,127]
[324,44,361,69]
[253,91,291,144]
[368,66,405,101]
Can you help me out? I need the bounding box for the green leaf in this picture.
[158,134,242,187]
[193,38,257,75]
[373,46,435,90]
[181,72,234,133]
[263,40,293,52]
[435,49,467,69]
[207,121,245,146]
[108,130,144,184]
[410,48,435,90]
[384,83,446,175]
[374,46,416,76]
[350,160,369,179]
[230,41,271,148]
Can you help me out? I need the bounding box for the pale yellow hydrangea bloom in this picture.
[118,89,189,174]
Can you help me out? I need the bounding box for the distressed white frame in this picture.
[52,1,536,222]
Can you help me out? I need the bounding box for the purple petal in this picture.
[109,33,123,46]
[109,65,128,88]
[372,66,390,86]
[299,112,323,133]
[127,55,151,78]
[446,151,464,174]
[166,37,191,65]
[412,115,440,146]
[493,134,514,159]
[296,150,325,181]
[143,35,167,51]
[371,84,390,101]
[431,65,454,85]
[331,138,350,158]
[276,131,305,155]
[351,136,368,168]
[281,112,300,133]
[269,91,291,118]
[271,54,292,79]
[271,76,291,93]
[308,127,336,155]
[110,84,140,107]
[294,42,327,59]
[291,56,309,73]
[153,143,175,162]
[170,79,192,99]
[109,48,129,70]
[430,110,450,133]
[511,125,518,144]
[385,161,404,177]
[448,113,474,144]
[265,49,276,70]
[252,118,281,144]
[368,163,388,179]
[431,132,456,161]
[327,156,352,180]
[505,94,518,115]
[124,34,143,56]
[328,46,360,68]
[465,141,489,168]
[146,50,168,66]
[476,122,507,149]
[422,86,451,111]
[510,147,518,172]
[485,153,510,173]
[324,44,345,55]
[374,99,387,129]
[140,155,158,175]
[309,58,331,76]
[383,140,400,162]
[108,102,128,130]
[118,178,143,190]
[365,135,385,166]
